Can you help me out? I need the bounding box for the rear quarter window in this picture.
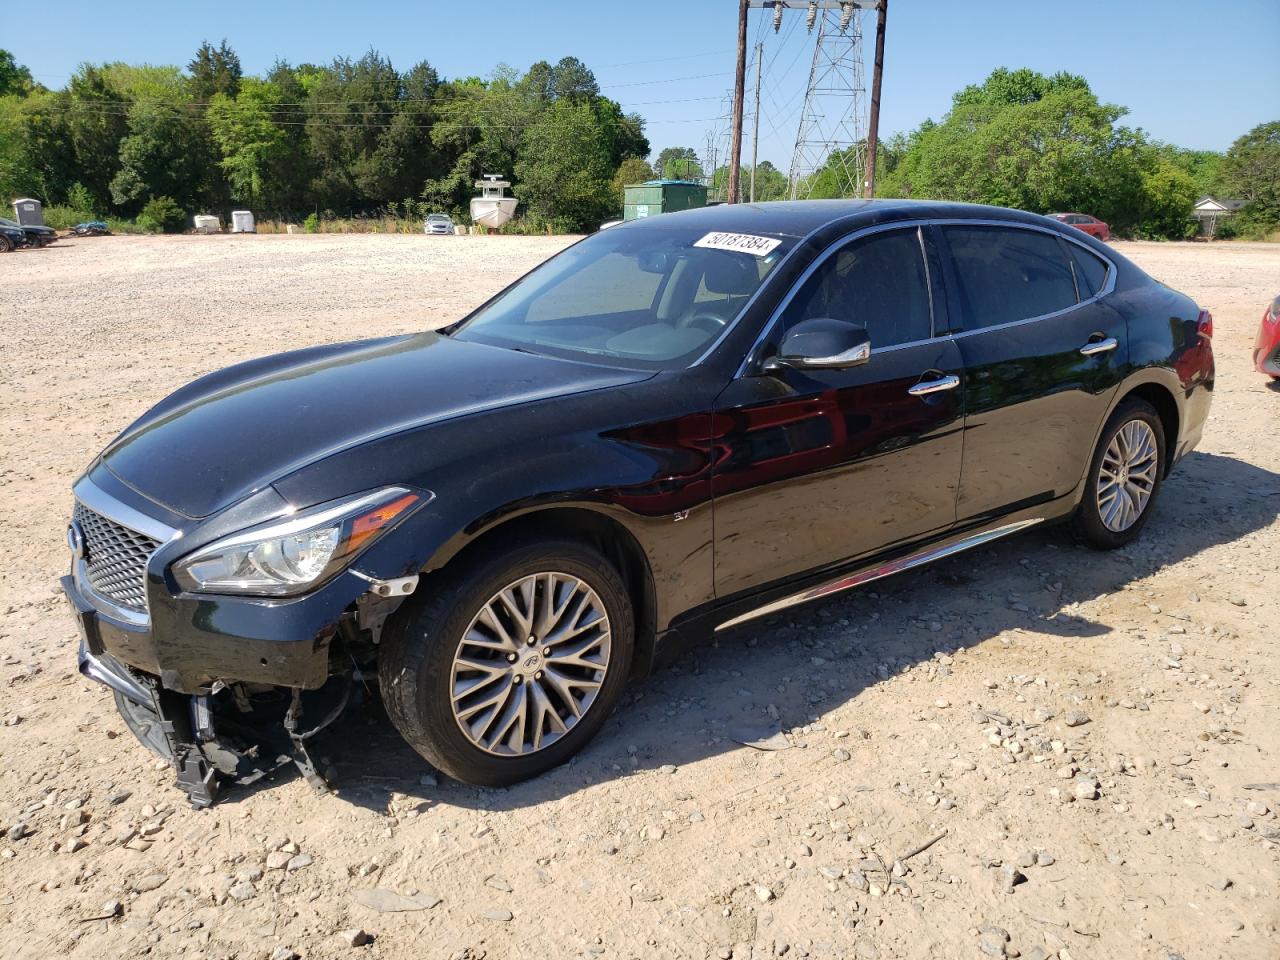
[1063,241,1110,299]
[942,225,1079,330]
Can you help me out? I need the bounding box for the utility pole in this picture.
[749,41,763,202]
[863,0,888,198]
[727,0,749,204]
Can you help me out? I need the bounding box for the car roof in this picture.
[615,199,1064,239]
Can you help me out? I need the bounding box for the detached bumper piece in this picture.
[78,637,349,808]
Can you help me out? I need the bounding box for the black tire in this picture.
[1073,398,1166,550]
[0,234,13,253]
[378,539,635,786]
[113,690,174,760]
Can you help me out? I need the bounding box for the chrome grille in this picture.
[73,501,160,612]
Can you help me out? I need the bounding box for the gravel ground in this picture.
[0,233,1277,960]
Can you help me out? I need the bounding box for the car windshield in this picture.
[0,218,21,228]
[454,222,795,369]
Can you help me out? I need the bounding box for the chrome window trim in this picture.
[935,221,1117,336]
[734,217,1118,377]
[71,475,179,626]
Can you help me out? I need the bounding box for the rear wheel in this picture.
[379,539,634,786]
[0,234,13,253]
[1073,398,1165,549]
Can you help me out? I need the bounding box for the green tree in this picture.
[1154,144,1223,199]
[654,146,702,181]
[951,67,1089,108]
[1134,156,1197,239]
[188,40,242,102]
[1220,121,1280,230]
[875,68,1199,236]
[207,78,288,205]
[0,49,33,98]
[550,56,599,102]
[515,98,615,229]
[110,101,209,211]
[611,156,655,204]
[65,66,129,208]
[748,160,789,201]
[137,195,186,233]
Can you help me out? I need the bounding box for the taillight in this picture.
[1197,310,1213,339]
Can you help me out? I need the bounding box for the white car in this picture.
[424,214,456,236]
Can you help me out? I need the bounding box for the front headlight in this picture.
[174,487,425,596]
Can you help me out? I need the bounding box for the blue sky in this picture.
[5,0,1278,167]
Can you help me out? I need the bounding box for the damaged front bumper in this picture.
[63,564,389,808]
[72,615,353,808]
[61,469,420,807]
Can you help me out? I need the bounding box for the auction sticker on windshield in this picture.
[693,232,783,257]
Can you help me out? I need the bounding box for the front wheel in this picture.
[378,540,634,786]
[0,234,13,253]
[1073,398,1165,549]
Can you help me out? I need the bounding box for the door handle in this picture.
[907,374,960,396]
[1079,336,1118,356]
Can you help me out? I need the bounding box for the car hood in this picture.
[101,332,653,519]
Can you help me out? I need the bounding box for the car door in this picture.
[711,225,964,598]
[936,223,1126,521]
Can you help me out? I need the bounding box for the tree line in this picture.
[0,44,653,232]
[2,48,1275,239]
[684,69,1276,240]
[870,69,1277,239]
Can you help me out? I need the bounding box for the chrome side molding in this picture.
[715,517,1043,631]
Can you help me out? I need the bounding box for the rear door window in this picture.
[941,225,1079,331]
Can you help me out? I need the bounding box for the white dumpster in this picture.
[193,215,221,235]
[230,210,256,234]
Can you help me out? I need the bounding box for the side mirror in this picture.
[762,317,871,373]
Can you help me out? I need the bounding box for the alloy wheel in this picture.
[450,572,612,757]
[1096,419,1159,532]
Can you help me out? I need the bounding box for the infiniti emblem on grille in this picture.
[66,521,86,560]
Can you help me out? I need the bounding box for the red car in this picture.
[1255,294,1280,380]
[1048,212,1111,240]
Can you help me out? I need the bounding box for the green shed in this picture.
[622,179,708,221]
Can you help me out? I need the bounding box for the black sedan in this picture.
[62,200,1214,805]
[0,216,57,249]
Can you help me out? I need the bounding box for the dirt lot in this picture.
[0,233,1277,960]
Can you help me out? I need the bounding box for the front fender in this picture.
[276,388,722,633]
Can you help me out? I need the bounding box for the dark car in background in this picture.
[0,216,58,248]
[1049,212,1111,241]
[1255,294,1280,380]
[0,220,26,253]
[62,200,1213,805]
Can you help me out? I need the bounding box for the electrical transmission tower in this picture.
[788,4,868,199]
[730,1,884,203]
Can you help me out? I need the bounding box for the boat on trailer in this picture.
[470,175,519,229]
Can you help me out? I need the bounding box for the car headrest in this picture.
[701,252,758,295]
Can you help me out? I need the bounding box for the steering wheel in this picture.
[676,310,731,334]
